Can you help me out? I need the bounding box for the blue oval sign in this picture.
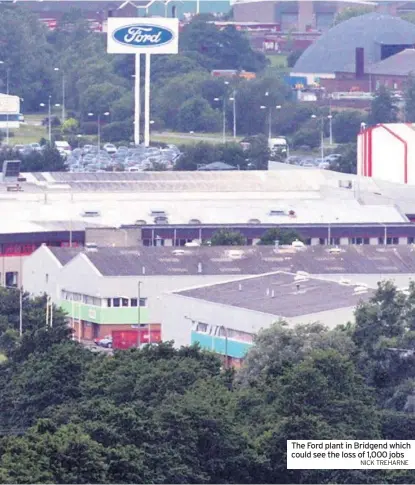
[112,24,174,48]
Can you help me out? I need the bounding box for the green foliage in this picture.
[258,228,303,245]
[0,284,414,482]
[180,19,268,72]
[101,121,133,143]
[292,127,320,149]
[287,49,305,68]
[210,229,246,246]
[177,96,221,133]
[369,86,399,125]
[404,73,415,122]
[333,110,366,143]
[330,142,357,174]
[0,146,66,172]
[61,117,79,135]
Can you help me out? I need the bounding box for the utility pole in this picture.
[6,68,9,145]
[48,96,52,144]
[19,286,22,337]
[232,90,236,139]
[137,280,141,347]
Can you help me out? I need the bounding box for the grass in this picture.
[0,353,7,363]
[267,54,288,68]
[152,132,243,146]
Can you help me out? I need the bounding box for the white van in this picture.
[55,141,72,158]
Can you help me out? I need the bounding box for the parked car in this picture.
[94,335,112,348]
[103,143,117,155]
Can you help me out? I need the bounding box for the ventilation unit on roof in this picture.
[189,219,201,224]
[296,271,310,277]
[339,278,352,285]
[85,242,98,252]
[185,240,200,247]
[248,218,261,224]
[150,210,167,217]
[269,209,285,216]
[154,216,168,224]
[172,249,185,256]
[329,246,342,254]
[292,239,305,248]
[294,274,309,282]
[227,249,244,259]
[135,219,147,225]
[339,180,352,189]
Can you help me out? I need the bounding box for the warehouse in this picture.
[23,243,415,342]
[161,271,375,366]
[292,12,415,85]
[357,123,415,185]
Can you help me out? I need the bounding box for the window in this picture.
[386,237,399,245]
[363,238,370,245]
[139,298,147,307]
[378,238,384,245]
[196,322,208,333]
[5,272,18,287]
[107,298,112,307]
[408,237,415,244]
[122,298,129,307]
[319,238,325,245]
[305,238,312,246]
[113,298,120,307]
[131,298,138,307]
[330,238,340,245]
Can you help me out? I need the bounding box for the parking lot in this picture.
[66,143,182,173]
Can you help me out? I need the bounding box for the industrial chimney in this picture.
[355,47,365,78]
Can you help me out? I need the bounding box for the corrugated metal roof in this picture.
[175,271,374,317]
[367,49,415,75]
[63,245,415,276]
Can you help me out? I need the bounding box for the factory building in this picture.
[357,123,415,185]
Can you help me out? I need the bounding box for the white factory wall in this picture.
[372,125,405,185]
[0,254,26,287]
[160,292,358,348]
[30,252,245,323]
[23,246,63,298]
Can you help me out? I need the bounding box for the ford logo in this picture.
[112,24,174,48]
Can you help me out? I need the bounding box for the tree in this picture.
[242,134,270,170]
[404,73,415,122]
[330,142,357,174]
[292,128,320,149]
[177,97,221,133]
[61,117,79,135]
[175,142,219,171]
[210,229,246,246]
[258,228,303,246]
[332,110,366,143]
[287,49,305,68]
[180,18,268,72]
[0,146,66,172]
[369,86,398,125]
[333,6,375,25]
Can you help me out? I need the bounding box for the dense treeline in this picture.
[0,281,415,483]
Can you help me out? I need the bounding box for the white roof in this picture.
[0,169,408,232]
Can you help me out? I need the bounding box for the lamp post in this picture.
[54,67,65,123]
[214,81,229,143]
[311,114,332,162]
[0,62,10,145]
[260,104,281,143]
[229,90,236,139]
[40,97,59,144]
[88,111,110,156]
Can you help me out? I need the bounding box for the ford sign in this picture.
[113,24,174,48]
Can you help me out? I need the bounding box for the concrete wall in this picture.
[160,291,359,348]
[85,227,142,247]
[0,254,27,287]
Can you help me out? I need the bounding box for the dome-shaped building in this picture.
[293,13,415,78]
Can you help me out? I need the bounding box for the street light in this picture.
[229,92,236,139]
[0,61,10,145]
[88,111,110,155]
[54,67,65,123]
[311,114,332,162]
[40,97,60,143]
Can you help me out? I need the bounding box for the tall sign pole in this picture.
[107,17,179,148]
[144,53,151,147]
[134,54,141,145]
